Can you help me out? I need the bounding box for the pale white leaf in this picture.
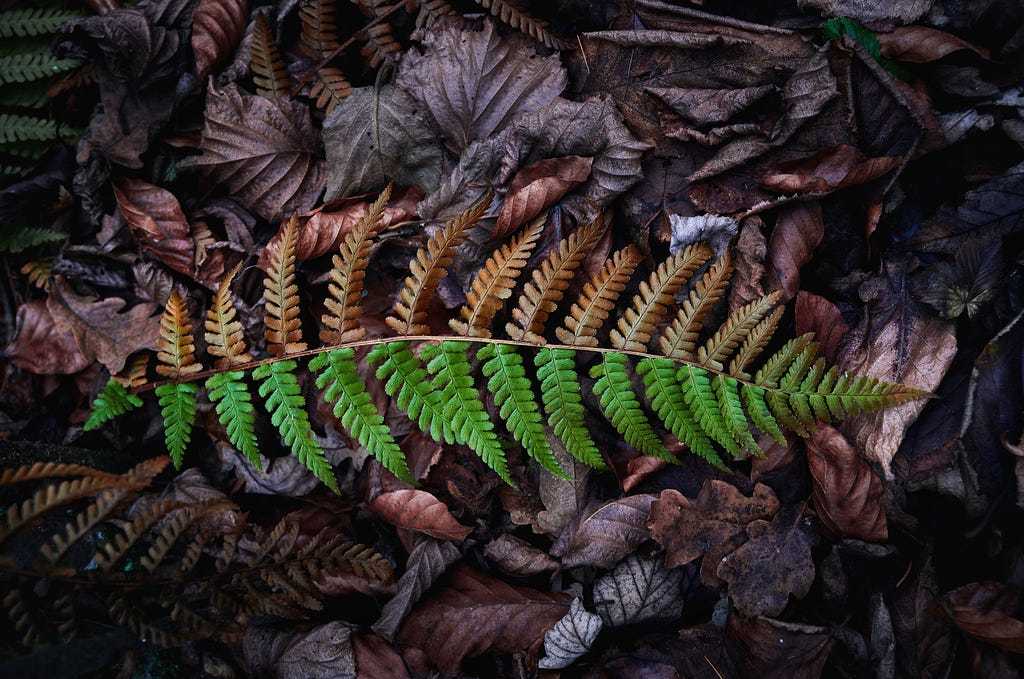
[593,553,684,628]
[538,598,603,670]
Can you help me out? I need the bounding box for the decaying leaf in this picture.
[559,494,657,569]
[6,300,91,375]
[669,213,738,259]
[113,177,194,276]
[727,614,834,679]
[794,290,848,363]
[368,489,473,542]
[797,0,934,25]
[717,504,818,617]
[192,0,248,81]
[760,144,900,194]
[538,598,603,670]
[397,564,571,675]
[372,536,461,640]
[594,553,685,628]
[484,534,559,576]
[764,202,823,302]
[877,25,989,63]
[494,155,593,238]
[939,582,1024,654]
[244,621,356,679]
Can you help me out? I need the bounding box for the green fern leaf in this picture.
[637,357,723,468]
[0,51,80,85]
[712,374,761,455]
[84,379,143,431]
[535,347,604,469]
[254,360,338,492]
[740,385,787,445]
[312,348,413,484]
[206,371,260,470]
[591,353,671,461]
[0,9,85,38]
[156,382,198,468]
[421,340,511,484]
[676,365,742,457]
[478,342,563,477]
[0,226,65,253]
[367,340,454,444]
[0,114,68,143]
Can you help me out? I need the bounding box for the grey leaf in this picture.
[538,598,603,670]
[371,536,461,640]
[277,622,356,679]
[560,494,656,569]
[418,132,506,219]
[669,213,739,260]
[484,534,559,576]
[593,553,685,628]
[647,85,774,126]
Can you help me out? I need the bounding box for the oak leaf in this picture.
[368,489,472,542]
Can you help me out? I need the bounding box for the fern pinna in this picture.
[87,189,927,489]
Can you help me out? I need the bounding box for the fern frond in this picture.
[114,353,150,389]
[612,242,713,353]
[713,375,761,455]
[658,251,732,360]
[388,195,492,335]
[637,357,723,468]
[156,291,203,378]
[697,292,779,372]
[206,371,260,469]
[0,8,84,37]
[472,0,565,49]
[251,13,290,99]
[356,0,402,67]
[478,342,562,477]
[41,490,128,566]
[264,214,307,356]
[309,65,352,112]
[322,186,391,345]
[206,264,252,369]
[140,501,236,573]
[556,245,641,347]
[254,360,338,491]
[299,0,341,57]
[0,226,65,253]
[591,353,671,461]
[19,257,51,289]
[729,305,783,381]
[535,348,603,467]
[0,114,66,143]
[156,382,198,467]
[676,365,742,457]
[415,0,454,27]
[367,340,454,444]
[312,347,413,483]
[84,379,143,431]
[0,51,80,85]
[421,340,511,484]
[450,213,545,338]
[742,385,787,445]
[506,216,607,343]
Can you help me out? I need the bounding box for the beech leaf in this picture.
[6,300,91,375]
[761,144,901,194]
[368,489,472,542]
[647,84,775,126]
[877,26,989,63]
[594,553,685,628]
[372,536,461,640]
[183,82,323,223]
[494,155,593,238]
[764,202,824,302]
[245,622,356,679]
[113,177,194,277]
[794,291,848,364]
[191,0,248,81]
[538,598,603,670]
[396,16,567,154]
[484,534,559,577]
[560,494,657,569]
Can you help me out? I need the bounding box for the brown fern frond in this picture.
[114,353,150,389]
[322,185,393,344]
[556,245,641,347]
[309,65,352,113]
[698,292,781,372]
[611,242,713,352]
[299,0,340,58]
[139,501,237,574]
[387,194,492,335]
[41,489,126,566]
[206,264,252,369]
[0,460,121,487]
[5,587,45,648]
[506,216,608,343]
[658,251,733,360]
[93,498,183,572]
[251,12,290,99]
[450,213,546,338]
[356,0,402,67]
[156,291,203,378]
[170,602,226,640]
[415,0,454,27]
[729,303,785,380]
[20,257,52,290]
[264,214,307,356]
[473,0,565,49]
[109,596,186,647]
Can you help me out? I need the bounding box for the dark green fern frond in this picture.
[0,114,68,143]
[367,340,454,444]
[156,382,198,467]
[312,347,413,483]
[0,226,64,254]
[0,51,80,85]
[0,8,84,38]
[479,342,562,477]
[637,357,723,468]
[535,347,603,468]
[206,371,260,470]
[84,379,143,432]
[591,353,671,461]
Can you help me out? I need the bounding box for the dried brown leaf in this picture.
[560,494,656,569]
[244,621,356,679]
[726,614,834,679]
[761,144,901,194]
[797,0,934,25]
[396,564,571,675]
[806,424,888,542]
[483,534,558,577]
[352,634,430,679]
[943,583,1024,654]
[368,489,472,542]
[878,25,989,63]
[647,84,775,126]
[494,156,593,238]
[794,291,848,364]
[191,0,248,81]
[764,201,823,302]
[372,536,461,640]
[6,300,91,375]
[594,553,685,628]
[113,177,194,277]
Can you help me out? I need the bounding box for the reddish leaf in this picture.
[878,26,990,63]
[727,615,834,679]
[397,564,571,674]
[795,291,849,364]
[941,582,1024,654]
[806,424,888,542]
[352,634,430,679]
[113,177,194,277]
[368,489,472,542]
[764,201,823,302]
[648,481,780,585]
[493,155,594,238]
[191,0,248,81]
[6,300,91,375]
[559,494,656,569]
[761,144,901,194]
[621,456,670,494]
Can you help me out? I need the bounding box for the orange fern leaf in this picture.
[473,0,565,49]
[699,293,781,372]
[157,291,203,378]
[658,251,733,360]
[556,245,641,347]
[309,66,352,112]
[299,0,340,58]
[114,353,150,389]
[729,303,784,381]
[356,0,402,67]
[264,214,307,356]
[251,13,290,99]
[206,264,252,369]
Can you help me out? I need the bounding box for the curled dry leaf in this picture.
[764,201,823,302]
[559,494,657,569]
[594,553,685,628]
[728,217,768,315]
[183,82,323,223]
[6,300,91,375]
[244,621,357,679]
[192,0,249,81]
[717,504,818,617]
[940,582,1024,654]
[795,290,848,363]
[538,598,603,670]
[396,16,567,154]
[368,489,472,542]
[648,480,780,585]
[647,84,775,126]
[760,144,901,194]
[113,177,194,276]
[806,424,888,542]
[483,534,559,577]
[493,155,594,238]
[372,536,461,640]
[727,614,834,679]
[877,25,989,63]
[217,443,319,496]
[396,564,571,675]
[352,634,430,679]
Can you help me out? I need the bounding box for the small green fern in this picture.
[0,8,84,38]
[84,380,143,431]
[87,191,928,490]
[0,226,65,253]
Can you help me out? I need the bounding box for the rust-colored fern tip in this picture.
[156,291,203,378]
[264,214,307,356]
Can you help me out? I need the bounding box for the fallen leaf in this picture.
[647,84,775,126]
[396,16,566,154]
[191,0,248,81]
[598,623,737,679]
[351,634,430,679]
[494,155,593,238]
[46,276,161,374]
[806,424,888,542]
[113,177,194,276]
[764,202,823,302]
[877,25,989,63]
[594,553,685,628]
[621,456,670,494]
[942,582,1024,654]
[183,82,323,223]
[648,481,780,585]
[396,564,571,675]
[726,614,834,679]
[372,536,461,640]
[217,443,320,496]
[727,216,767,314]
[6,300,91,375]
[418,134,505,220]
[368,489,472,542]
[536,442,593,537]
[483,534,559,577]
[669,213,738,259]
[796,0,933,25]
[323,86,446,201]
[538,598,603,670]
[244,621,357,679]
[717,504,818,617]
[559,494,657,569]
[760,144,900,194]
[794,290,848,364]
